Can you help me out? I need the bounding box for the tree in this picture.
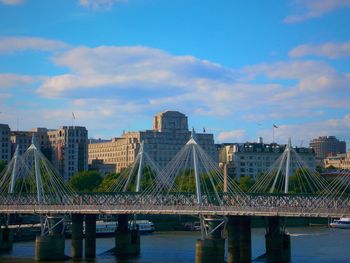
[68,171,102,192]
[0,160,7,174]
[98,173,120,192]
[238,176,255,192]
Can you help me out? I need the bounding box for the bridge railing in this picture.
[0,192,349,217]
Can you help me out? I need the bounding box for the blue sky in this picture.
[0,0,349,147]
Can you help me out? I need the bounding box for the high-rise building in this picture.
[47,126,88,181]
[8,125,88,181]
[219,142,316,180]
[309,136,346,160]
[88,111,217,173]
[0,124,11,163]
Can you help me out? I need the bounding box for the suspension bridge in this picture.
[0,134,349,262]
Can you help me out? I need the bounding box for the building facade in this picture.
[7,125,88,181]
[219,142,316,180]
[323,152,350,170]
[88,111,217,173]
[309,136,346,160]
[0,124,11,163]
[47,126,88,181]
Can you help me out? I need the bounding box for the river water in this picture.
[0,227,349,262]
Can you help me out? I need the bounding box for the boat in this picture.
[329,218,350,229]
[65,220,155,237]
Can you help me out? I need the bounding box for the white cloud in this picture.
[259,115,350,145]
[0,73,35,88]
[217,129,247,142]
[0,0,24,5]
[284,0,350,23]
[0,37,69,54]
[289,41,350,59]
[243,60,350,92]
[38,45,234,98]
[79,0,127,10]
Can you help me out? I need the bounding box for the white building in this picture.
[219,141,316,180]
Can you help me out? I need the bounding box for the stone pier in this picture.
[85,214,97,259]
[115,214,140,257]
[265,217,291,263]
[195,217,225,263]
[71,214,83,259]
[227,216,252,263]
[35,216,65,261]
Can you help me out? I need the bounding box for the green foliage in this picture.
[0,160,7,174]
[238,176,255,192]
[98,173,120,192]
[288,168,317,194]
[68,170,103,192]
[174,169,221,193]
[124,165,156,192]
[326,165,336,170]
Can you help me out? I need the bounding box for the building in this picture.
[47,126,88,181]
[8,125,88,181]
[323,152,350,170]
[309,136,346,160]
[0,124,11,163]
[88,111,217,173]
[219,141,316,180]
[10,128,51,157]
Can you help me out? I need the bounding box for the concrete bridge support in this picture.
[195,217,225,263]
[0,227,13,252]
[71,214,83,259]
[115,214,140,257]
[227,216,252,263]
[85,214,97,259]
[35,217,65,261]
[265,217,291,263]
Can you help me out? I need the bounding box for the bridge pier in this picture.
[115,214,140,257]
[85,214,97,259]
[265,217,291,263]
[227,216,251,263]
[71,214,83,259]
[0,227,13,252]
[35,216,65,261]
[195,217,225,263]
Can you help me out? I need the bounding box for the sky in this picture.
[0,0,349,147]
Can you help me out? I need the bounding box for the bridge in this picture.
[0,135,349,262]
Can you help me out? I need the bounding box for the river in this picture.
[0,227,349,262]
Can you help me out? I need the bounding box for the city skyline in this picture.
[0,0,350,146]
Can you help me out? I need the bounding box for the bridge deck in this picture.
[0,193,349,218]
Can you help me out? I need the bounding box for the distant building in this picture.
[11,128,51,157]
[88,110,217,173]
[47,126,88,181]
[219,141,316,180]
[0,124,11,163]
[7,125,88,181]
[309,136,346,160]
[89,159,116,177]
[323,152,350,170]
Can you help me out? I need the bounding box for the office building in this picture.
[88,111,217,173]
[0,124,11,163]
[309,136,346,160]
[219,141,316,180]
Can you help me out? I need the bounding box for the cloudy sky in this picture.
[0,0,349,147]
